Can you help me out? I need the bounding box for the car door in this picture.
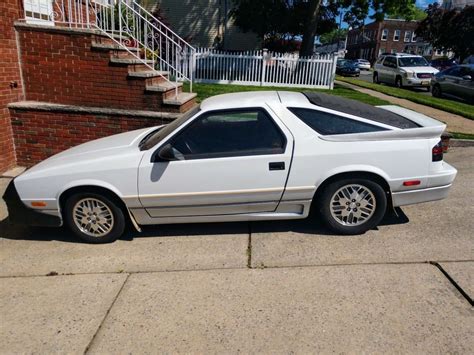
[380,57,395,82]
[137,107,294,218]
[453,66,474,101]
[441,66,461,96]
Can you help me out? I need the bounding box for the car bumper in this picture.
[391,162,457,207]
[2,180,62,227]
[392,184,453,207]
[403,77,432,87]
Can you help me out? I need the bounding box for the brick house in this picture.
[0,0,197,174]
[346,19,427,64]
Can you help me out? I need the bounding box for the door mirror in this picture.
[155,143,178,162]
[462,75,472,81]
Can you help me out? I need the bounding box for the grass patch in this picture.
[184,82,391,106]
[449,132,474,140]
[336,76,474,120]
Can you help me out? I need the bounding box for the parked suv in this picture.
[373,54,439,91]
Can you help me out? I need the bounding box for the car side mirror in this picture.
[155,143,178,162]
[462,75,472,81]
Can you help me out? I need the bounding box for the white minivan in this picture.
[373,53,439,91]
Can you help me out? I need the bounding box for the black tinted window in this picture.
[288,108,388,135]
[170,109,286,160]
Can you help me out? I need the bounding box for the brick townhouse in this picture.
[0,0,198,174]
[346,19,426,64]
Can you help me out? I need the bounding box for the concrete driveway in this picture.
[1,148,473,354]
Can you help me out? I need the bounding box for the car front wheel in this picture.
[318,179,387,235]
[64,193,126,243]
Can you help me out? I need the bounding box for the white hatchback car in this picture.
[373,54,439,90]
[4,91,457,243]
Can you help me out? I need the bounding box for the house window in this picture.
[381,29,388,41]
[411,32,417,42]
[404,31,412,42]
[393,30,400,41]
[24,0,53,24]
[391,49,397,54]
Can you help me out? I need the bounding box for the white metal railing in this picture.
[194,48,338,89]
[22,0,196,96]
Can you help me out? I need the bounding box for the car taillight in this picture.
[432,140,443,162]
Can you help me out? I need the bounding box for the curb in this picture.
[450,139,474,147]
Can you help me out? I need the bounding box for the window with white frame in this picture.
[404,31,411,42]
[411,32,417,42]
[393,30,400,41]
[381,29,388,41]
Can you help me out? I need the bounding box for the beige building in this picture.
[144,0,261,51]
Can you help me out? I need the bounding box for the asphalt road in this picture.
[356,70,432,95]
[1,147,473,353]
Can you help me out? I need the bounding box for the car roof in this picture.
[200,91,420,129]
[200,91,309,110]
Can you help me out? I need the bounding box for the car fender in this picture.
[313,164,392,192]
[56,179,127,203]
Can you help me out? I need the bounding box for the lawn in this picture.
[336,76,474,120]
[184,82,391,106]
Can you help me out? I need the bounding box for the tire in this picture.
[373,72,379,84]
[395,76,403,88]
[318,178,387,235]
[432,84,442,98]
[425,86,431,92]
[64,192,126,243]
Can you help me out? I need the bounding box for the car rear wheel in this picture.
[373,72,379,84]
[64,193,125,243]
[318,178,387,235]
[432,84,442,97]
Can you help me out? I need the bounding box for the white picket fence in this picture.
[191,48,338,89]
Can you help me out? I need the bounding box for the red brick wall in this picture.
[0,0,23,173]
[10,108,169,166]
[17,26,163,111]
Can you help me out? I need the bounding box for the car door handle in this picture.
[269,162,285,171]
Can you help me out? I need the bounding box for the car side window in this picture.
[168,109,286,160]
[383,57,395,68]
[288,108,388,135]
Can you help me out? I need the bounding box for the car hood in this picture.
[401,66,439,73]
[19,126,161,177]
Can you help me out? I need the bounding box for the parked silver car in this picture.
[373,54,438,91]
[431,64,474,103]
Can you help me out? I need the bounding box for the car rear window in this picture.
[288,107,388,135]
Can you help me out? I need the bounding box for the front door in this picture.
[138,107,293,218]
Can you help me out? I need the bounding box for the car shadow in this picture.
[0,208,409,244]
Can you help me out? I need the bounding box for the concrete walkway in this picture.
[1,148,473,353]
[336,80,474,134]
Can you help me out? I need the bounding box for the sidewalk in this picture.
[336,80,474,134]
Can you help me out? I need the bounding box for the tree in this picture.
[416,4,474,62]
[231,0,417,56]
[319,28,348,45]
[387,5,427,21]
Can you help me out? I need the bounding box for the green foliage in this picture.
[336,76,474,121]
[416,4,474,62]
[387,5,427,21]
[319,28,348,45]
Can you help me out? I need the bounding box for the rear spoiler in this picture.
[320,105,446,142]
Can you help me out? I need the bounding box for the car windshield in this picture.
[139,105,201,150]
[398,56,429,67]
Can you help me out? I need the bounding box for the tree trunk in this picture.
[299,0,322,57]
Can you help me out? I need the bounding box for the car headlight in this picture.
[402,71,414,78]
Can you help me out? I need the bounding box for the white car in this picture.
[373,54,439,90]
[4,91,457,243]
[355,59,371,70]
